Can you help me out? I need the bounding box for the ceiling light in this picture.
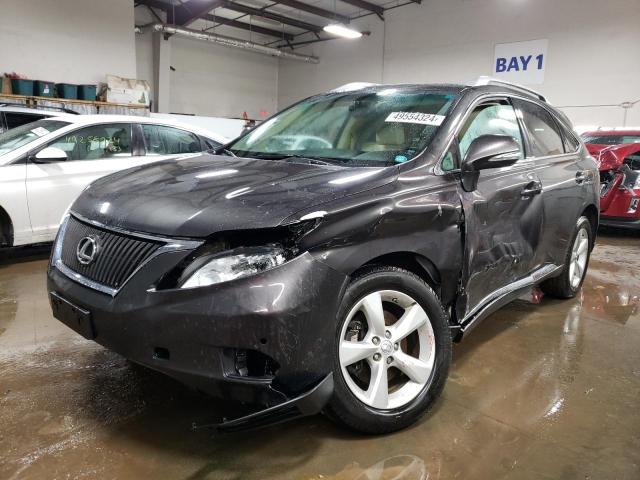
[323,23,362,39]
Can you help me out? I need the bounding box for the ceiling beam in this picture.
[172,0,226,25]
[135,0,294,39]
[222,1,324,32]
[203,13,294,40]
[135,0,173,11]
[271,0,351,24]
[338,0,383,17]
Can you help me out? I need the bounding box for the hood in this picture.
[72,154,396,238]
[596,143,640,172]
[586,143,608,158]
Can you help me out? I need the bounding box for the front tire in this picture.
[325,266,452,434]
[541,216,592,299]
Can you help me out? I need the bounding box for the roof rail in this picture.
[473,76,546,102]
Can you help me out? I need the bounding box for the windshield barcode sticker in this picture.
[385,112,446,126]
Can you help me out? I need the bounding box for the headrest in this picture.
[377,124,405,145]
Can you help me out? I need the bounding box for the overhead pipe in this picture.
[148,23,319,64]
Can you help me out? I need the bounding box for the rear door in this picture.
[139,123,207,160]
[456,98,545,320]
[512,99,585,267]
[25,122,150,241]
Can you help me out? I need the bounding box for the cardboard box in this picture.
[1,77,12,95]
[106,87,150,106]
[101,75,150,106]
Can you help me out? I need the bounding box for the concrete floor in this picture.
[1,231,639,480]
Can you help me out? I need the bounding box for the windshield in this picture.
[582,134,640,145]
[0,119,70,157]
[230,90,458,167]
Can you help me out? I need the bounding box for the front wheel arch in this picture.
[0,206,14,247]
[354,252,442,296]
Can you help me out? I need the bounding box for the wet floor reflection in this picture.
[0,233,639,479]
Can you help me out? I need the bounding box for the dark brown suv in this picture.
[48,79,599,434]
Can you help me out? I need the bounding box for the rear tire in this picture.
[541,216,592,299]
[325,266,451,434]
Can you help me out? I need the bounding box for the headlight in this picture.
[180,246,287,289]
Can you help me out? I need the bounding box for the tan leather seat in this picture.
[361,124,406,152]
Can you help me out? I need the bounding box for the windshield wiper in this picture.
[246,153,339,165]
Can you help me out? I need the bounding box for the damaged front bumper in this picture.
[47,242,348,417]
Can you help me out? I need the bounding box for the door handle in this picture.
[521,181,543,197]
[575,171,588,184]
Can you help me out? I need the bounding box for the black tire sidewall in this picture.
[328,266,452,433]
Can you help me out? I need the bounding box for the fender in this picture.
[296,171,464,308]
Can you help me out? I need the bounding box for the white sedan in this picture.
[0,115,227,247]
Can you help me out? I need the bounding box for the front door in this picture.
[25,123,149,241]
[455,99,545,320]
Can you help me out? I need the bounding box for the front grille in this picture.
[61,216,163,289]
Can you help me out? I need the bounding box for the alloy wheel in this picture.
[338,290,436,410]
[569,227,589,289]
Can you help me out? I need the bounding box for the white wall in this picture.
[134,7,278,119]
[168,34,278,119]
[277,18,385,109]
[278,0,640,127]
[0,0,136,85]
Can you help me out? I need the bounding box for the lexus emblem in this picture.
[76,236,99,265]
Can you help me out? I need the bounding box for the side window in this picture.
[513,100,564,157]
[560,123,580,153]
[203,137,221,150]
[441,150,456,172]
[458,101,524,162]
[45,124,132,161]
[141,125,202,155]
[6,112,44,130]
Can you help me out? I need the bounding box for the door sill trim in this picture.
[459,263,562,337]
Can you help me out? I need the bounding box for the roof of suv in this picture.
[328,79,546,103]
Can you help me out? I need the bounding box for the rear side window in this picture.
[5,112,46,130]
[560,124,580,152]
[141,124,202,155]
[513,100,564,157]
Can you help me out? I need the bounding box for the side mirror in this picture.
[460,135,521,191]
[462,134,521,172]
[32,147,68,163]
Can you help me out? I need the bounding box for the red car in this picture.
[582,130,640,230]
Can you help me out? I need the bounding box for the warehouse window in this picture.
[44,123,132,161]
[141,124,202,155]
